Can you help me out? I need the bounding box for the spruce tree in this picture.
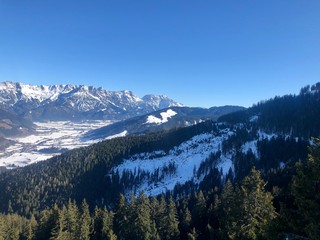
[25,214,37,240]
[236,168,276,239]
[80,200,92,240]
[163,196,180,240]
[102,207,117,240]
[292,138,320,240]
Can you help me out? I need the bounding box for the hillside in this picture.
[0,83,319,239]
[0,108,35,138]
[0,80,316,213]
[83,106,244,140]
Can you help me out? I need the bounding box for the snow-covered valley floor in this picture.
[0,120,113,168]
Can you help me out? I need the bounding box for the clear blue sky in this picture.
[0,0,319,107]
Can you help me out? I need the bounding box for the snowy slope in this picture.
[112,129,234,197]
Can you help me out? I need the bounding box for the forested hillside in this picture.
[1,144,319,239]
[219,82,320,138]
[0,83,319,239]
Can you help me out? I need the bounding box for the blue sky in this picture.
[0,0,319,107]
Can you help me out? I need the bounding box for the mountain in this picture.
[82,106,245,140]
[0,83,318,240]
[0,108,35,138]
[0,83,319,215]
[0,81,182,121]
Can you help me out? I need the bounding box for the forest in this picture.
[0,140,319,239]
[0,83,320,239]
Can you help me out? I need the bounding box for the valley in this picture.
[0,120,113,168]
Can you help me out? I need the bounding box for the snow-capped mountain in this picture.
[0,81,182,121]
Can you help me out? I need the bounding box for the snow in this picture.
[0,120,114,168]
[216,155,233,176]
[241,140,258,158]
[258,130,277,140]
[250,115,259,122]
[106,130,128,140]
[146,109,177,125]
[113,131,232,197]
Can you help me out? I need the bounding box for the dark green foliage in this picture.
[0,121,217,215]
[219,82,320,138]
[291,138,320,240]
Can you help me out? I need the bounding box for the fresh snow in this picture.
[106,130,128,140]
[0,120,114,168]
[258,130,277,140]
[146,109,177,125]
[241,140,259,158]
[113,131,233,197]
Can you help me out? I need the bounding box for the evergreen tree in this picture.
[25,213,37,240]
[179,206,192,239]
[92,206,103,240]
[51,205,72,240]
[292,138,320,240]
[191,190,207,234]
[102,207,117,240]
[187,228,197,240]
[163,196,180,240]
[130,193,153,240]
[114,194,129,239]
[80,200,92,240]
[36,204,59,240]
[236,168,276,239]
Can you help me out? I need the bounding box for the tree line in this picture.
[1,138,319,239]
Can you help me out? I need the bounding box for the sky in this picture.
[0,0,319,108]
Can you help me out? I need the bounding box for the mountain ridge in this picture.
[0,81,183,121]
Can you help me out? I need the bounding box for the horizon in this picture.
[0,79,316,109]
[1,1,319,108]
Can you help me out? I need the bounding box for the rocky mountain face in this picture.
[0,81,182,121]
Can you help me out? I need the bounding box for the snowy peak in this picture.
[142,94,183,110]
[0,81,182,121]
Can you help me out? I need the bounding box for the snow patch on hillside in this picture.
[146,109,177,125]
[106,130,128,140]
[113,131,232,197]
[241,140,258,158]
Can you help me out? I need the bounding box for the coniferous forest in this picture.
[0,83,320,239]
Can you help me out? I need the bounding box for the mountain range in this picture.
[0,81,182,121]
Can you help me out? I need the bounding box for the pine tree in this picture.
[0,215,6,240]
[220,179,239,239]
[292,138,320,240]
[80,200,92,240]
[102,207,117,240]
[162,196,180,240]
[92,206,103,240]
[180,206,192,238]
[130,192,153,240]
[192,190,207,234]
[236,168,276,239]
[114,194,129,239]
[36,204,59,240]
[51,205,71,240]
[187,227,197,240]
[67,199,80,239]
[25,213,37,240]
